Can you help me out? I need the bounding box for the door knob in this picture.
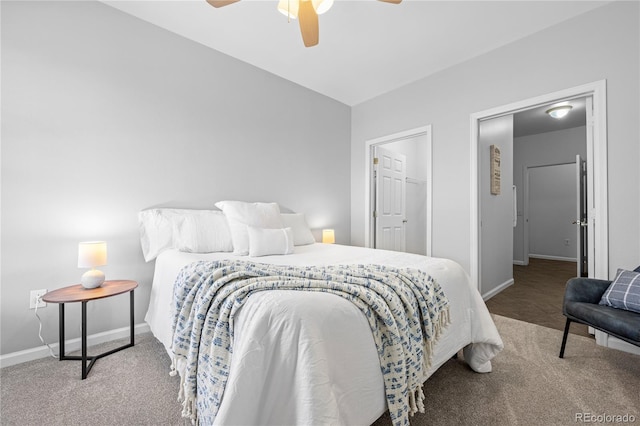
[572,220,588,226]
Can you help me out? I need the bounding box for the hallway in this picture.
[485,258,590,337]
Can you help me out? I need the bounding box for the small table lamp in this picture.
[322,229,335,244]
[78,241,107,289]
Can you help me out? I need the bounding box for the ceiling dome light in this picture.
[546,105,573,119]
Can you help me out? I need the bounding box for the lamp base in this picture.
[81,269,105,289]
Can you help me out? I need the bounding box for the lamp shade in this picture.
[78,241,107,268]
[322,229,335,244]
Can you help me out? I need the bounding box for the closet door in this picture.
[374,146,406,252]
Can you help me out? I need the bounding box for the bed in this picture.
[141,204,503,426]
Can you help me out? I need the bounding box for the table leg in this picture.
[130,290,135,346]
[59,303,65,359]
[81,301,87,380]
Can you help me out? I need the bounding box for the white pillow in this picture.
[138,209,185,262]
[174,211,233,254]
[248,226,295,257]
[280,213,316,246]
[215,201,284,256]
[138,209,233,261]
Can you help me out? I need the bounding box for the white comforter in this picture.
[145,244,503,425]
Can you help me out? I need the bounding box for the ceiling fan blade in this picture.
[298,1,319,47]
[206,0,240,8]
[378,0,402,3]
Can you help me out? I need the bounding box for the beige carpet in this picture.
[1,315,638,426]
[373,315,639,426]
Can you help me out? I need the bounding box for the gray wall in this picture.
[479,116,513,296]
[1,1,351,355]
[351,2,639,279]
[513,126,587,263]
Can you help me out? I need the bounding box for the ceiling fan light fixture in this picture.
[277,0,299,19]
[208,0,400,48]
[312,0,334,14]
[546,105,573,119]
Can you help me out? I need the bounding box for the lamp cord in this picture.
[34,297,59,359]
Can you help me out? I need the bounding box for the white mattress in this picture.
[145,243,503,425]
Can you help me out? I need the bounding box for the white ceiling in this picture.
[103,0,608,107]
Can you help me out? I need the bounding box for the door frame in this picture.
[364,125,432,256]
[470,80,608,293]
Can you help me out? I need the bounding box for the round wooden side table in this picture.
[42,280,138,379]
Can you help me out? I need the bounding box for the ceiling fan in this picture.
[206,0,402,48]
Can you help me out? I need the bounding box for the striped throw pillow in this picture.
[599,269,640,314]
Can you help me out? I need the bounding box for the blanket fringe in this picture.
[422,307,451,373]
[408,386,426,416]
[181,396,197,425]
[438,307,450,335]
[169,357,183,401]
[171,356,196,424]
[413,306,451,415]
[169,357,177,377]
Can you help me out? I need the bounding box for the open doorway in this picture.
[470,81,608,300]
[485,98,590,336]
[513,97,589,276]
[364,125,432,256]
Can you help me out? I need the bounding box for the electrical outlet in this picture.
[29,289,47,309]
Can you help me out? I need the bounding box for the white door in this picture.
[374,146,406,251]
[575,155,588,276]
[528,164,577,260]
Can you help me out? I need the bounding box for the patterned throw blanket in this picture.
[170,260,449,426]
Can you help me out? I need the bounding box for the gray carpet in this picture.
[1,315,638,426]
[0,334,187,426]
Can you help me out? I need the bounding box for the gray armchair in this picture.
[560,277,640,358]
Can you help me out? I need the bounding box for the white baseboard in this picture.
[0,322,150,369]
[594,330,640,356]
[482,278,515,301]
[513,260,525,266]
[529,254,577,262]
